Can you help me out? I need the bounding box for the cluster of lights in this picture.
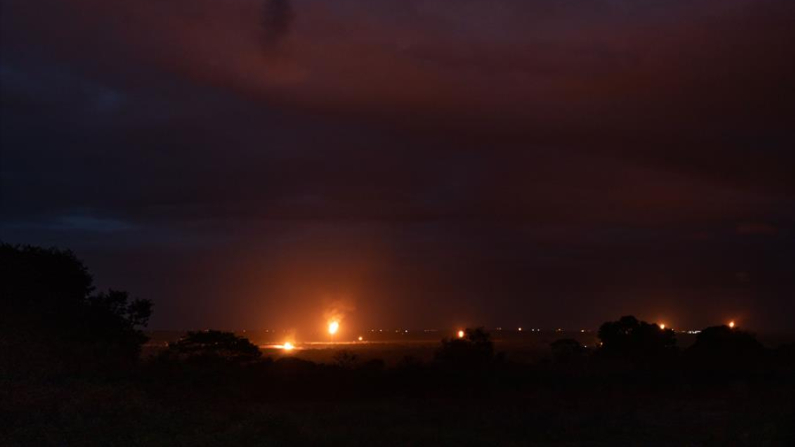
[272,317,739,353]
[366,328,437,333]
[653,321,737,332]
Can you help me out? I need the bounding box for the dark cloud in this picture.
[1,0,794,331]
[261,0,295,46]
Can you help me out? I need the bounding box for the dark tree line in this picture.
[2,242,791,379]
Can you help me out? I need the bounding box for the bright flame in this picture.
[328,321,339,335]
[282,342,294,351]
[659,324,666,330]
[358,336,363,341]
[729,321,735,329]
[457,330,465,339]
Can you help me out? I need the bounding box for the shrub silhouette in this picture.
[434,327,494,369]
[685,325,765,374]
[333,349,359,369]
[167,330,262,363]
[1,243,152,369]
[550,338,586,364]
[597,315,677,368]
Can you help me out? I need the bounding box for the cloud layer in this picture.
[2,0,794,331]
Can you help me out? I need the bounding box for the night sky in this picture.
[2,0,794,332]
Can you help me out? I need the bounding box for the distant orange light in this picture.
[518,327,522,332]
[358,336,363,341]
[281,342,294,351]
[457,330,465,339]
[659,324,666,330]
[328,321,339,335]
[729,321,735,329]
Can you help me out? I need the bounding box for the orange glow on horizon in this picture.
[659,324,666,330]
[457,330,465,339]
[282,342,294,351]
[729,321,735,328]
[328,321,340,335]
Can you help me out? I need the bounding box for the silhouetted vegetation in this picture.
[685,324,767,374]
[596,315,678,369]
[3,245,795,446]
[164,330,262,363]
[434,327,495,369]
[1,243,151,374]
[332,349,360,368]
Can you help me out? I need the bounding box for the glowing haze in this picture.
[1,0,794,332]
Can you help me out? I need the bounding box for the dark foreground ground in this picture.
[3,346,794,446]
[5,383,793,446]
[9,386,795,446]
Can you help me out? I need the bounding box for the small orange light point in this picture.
[457,330,465,339]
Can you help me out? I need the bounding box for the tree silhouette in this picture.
[685,325,765,373]
[434,327,495,368]
[167,330,262,363]
[83,289,153,359]
[1,243,93,332]
[1,243,152,366]
[597,315,677,367]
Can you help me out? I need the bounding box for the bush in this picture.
[434,327,494,369]
[165,330,262,364]
[685,325,766,374]
[596,315,678,369]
